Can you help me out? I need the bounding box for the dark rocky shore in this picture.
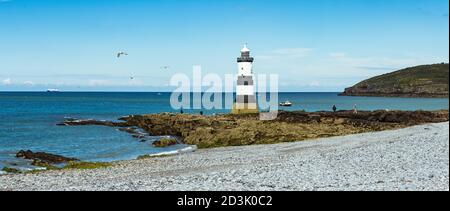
[16,150,79,166]
[2,150,110,173]
[59,110,449,149]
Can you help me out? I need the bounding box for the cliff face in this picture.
[341,63,449,98]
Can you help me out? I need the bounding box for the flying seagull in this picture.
[117,52,128,58]
[161,65,170,70]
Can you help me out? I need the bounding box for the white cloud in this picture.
[23,81,34,86]
[87,78,146,87]
[88,79,110,86]
[309,81,321,87]
[329,52,347,58]
[127,79,145,86]
[272,48,313,58]
[2,78,11,85]
[328,52,432,71]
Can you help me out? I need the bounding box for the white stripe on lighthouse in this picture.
[236,86,255,96]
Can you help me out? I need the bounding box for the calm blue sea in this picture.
[0,92,448,171]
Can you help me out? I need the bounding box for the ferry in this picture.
[46,89,60,92]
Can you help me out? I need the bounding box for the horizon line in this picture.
[0,91,343,93]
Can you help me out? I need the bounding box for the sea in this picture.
[0,92,448,171]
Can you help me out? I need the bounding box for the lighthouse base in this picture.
[231,103,259,114]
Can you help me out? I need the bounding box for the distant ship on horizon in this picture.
[46,89,60,92]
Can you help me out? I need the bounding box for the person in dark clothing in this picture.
[332,105,337,113]
[200,111,204,116]
[180,107,184,114]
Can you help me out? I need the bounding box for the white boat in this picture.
[279,101,293,107]
[46,89,60,92]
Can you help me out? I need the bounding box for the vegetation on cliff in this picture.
[341,63,449,98]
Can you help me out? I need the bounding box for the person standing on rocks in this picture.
[332,105,337,113]
[353,104,358,114]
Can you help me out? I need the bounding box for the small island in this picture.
[340,63,449,98]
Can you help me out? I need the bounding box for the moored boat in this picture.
[279,101,293,107]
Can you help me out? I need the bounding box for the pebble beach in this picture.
[0,122,448,191]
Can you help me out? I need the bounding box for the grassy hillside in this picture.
[341,63,449,98]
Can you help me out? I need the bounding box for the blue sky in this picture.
[0,0,448,91]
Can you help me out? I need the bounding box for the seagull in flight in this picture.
[117,52,128,58]
[161,65,171,70]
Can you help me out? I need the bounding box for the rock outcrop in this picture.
[60,110,449,149]
[58,119,129,127]
[152,138,178,148]
[16,150,79,165]
[60,110,449,148]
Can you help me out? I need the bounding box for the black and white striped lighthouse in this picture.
[232,44,258,114]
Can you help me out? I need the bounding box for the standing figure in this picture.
[332,105,337,113]
[353,104,358,114]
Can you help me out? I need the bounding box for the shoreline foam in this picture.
[139,145,198,158]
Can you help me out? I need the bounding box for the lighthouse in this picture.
[232,44,259,114]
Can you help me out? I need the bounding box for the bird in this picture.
[161,65,170,70]
[130,76,134,80]
[117,52,128,58]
